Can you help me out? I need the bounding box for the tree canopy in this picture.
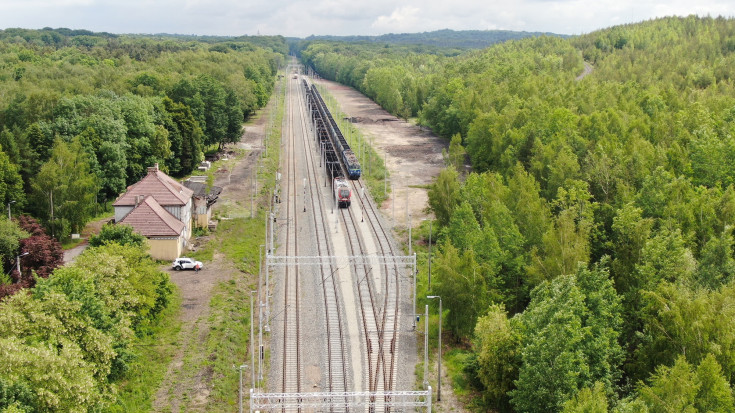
[305,15,735,411]
[0,29,285,240]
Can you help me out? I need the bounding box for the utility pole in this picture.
[250,290,256,389]
[258,289,263,387]
[428,219,433,291]
[269,212,275,254]
[408,213,413,257]
[423,304,429,389]
[413,252,417,330]
[427,295,442,402]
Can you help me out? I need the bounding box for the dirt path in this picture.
[62,216,110,264]
[576,61,594,81]
[151,107,268,412]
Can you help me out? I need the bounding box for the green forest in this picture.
[295,28,564,50]
[0,28,283,240]
[300,16,735,411]
[0,28,285,411]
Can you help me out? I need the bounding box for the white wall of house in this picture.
[192,197,212,228]
[114,206,133,222]
[162,199,192,240]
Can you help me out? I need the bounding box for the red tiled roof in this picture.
[119,196,185,237]
[113,167,193,207]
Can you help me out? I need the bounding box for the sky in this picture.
[0,0,733,38]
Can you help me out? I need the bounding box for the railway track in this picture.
[280,68,302,396]
[343,180,403,404]
[269,66,410,411]
[294,71,351,395]
[306,76,404,403]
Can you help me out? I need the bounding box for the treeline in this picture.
[299,41,452,118]
[0,29,285,243]
[299,28,564,50]
[0,228,174,412]
[306,16,735,411]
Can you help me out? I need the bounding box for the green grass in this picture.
[198,73,285,410]
[190,216,266,274]
[444,348,473,397]
[110,73,287,412]
[110,287,183,412]
[89,205,114,222]
[203,277,256,411]
[315,83,390,205]
[61,238,85,249]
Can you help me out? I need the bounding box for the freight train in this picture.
[309,84,362,180]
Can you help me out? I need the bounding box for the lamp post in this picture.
[408,213,412,257]
[423,304,429,389]
[428,219,433,291]
[413,252,417,330]
[7,200,15,220]
[250,290,256,390]
[15,251,28,276]
[427,295,442,402]
[421,218,433,290]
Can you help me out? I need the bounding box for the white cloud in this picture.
[0,0,733,37]
[371,6,422,32]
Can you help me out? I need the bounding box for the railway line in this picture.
[294,69,351,395]
[260,63,422,412]
[305,76,404,399]
[279,65,303,395]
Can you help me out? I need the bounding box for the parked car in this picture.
[172,257,203,271]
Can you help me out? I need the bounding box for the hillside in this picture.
[302,15,735,412]
[301,28,565,49]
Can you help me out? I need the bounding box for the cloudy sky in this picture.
[0,0,733,38]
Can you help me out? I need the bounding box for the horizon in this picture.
[0,0,733,38]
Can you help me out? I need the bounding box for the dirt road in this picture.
[152,105,268,412]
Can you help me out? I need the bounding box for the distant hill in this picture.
[0,27,288,54]
[301,28,567,49]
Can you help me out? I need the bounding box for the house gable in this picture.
[119,196,185,237]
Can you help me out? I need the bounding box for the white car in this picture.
[172,257,203,271]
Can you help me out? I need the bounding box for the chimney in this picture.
[147,163,159,174]
[135,195,145,206]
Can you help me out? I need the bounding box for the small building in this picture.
[183,177,222,229]
[118,196,186,260]
[113,164,194,240]
[112,164,195,260]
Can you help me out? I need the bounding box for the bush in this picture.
[89,223,146,248]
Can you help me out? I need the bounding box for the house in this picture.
[113,164,194,260]
[118,195,186,260]
[183,176,222,229]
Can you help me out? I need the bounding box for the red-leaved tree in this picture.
[13,215,64,284]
